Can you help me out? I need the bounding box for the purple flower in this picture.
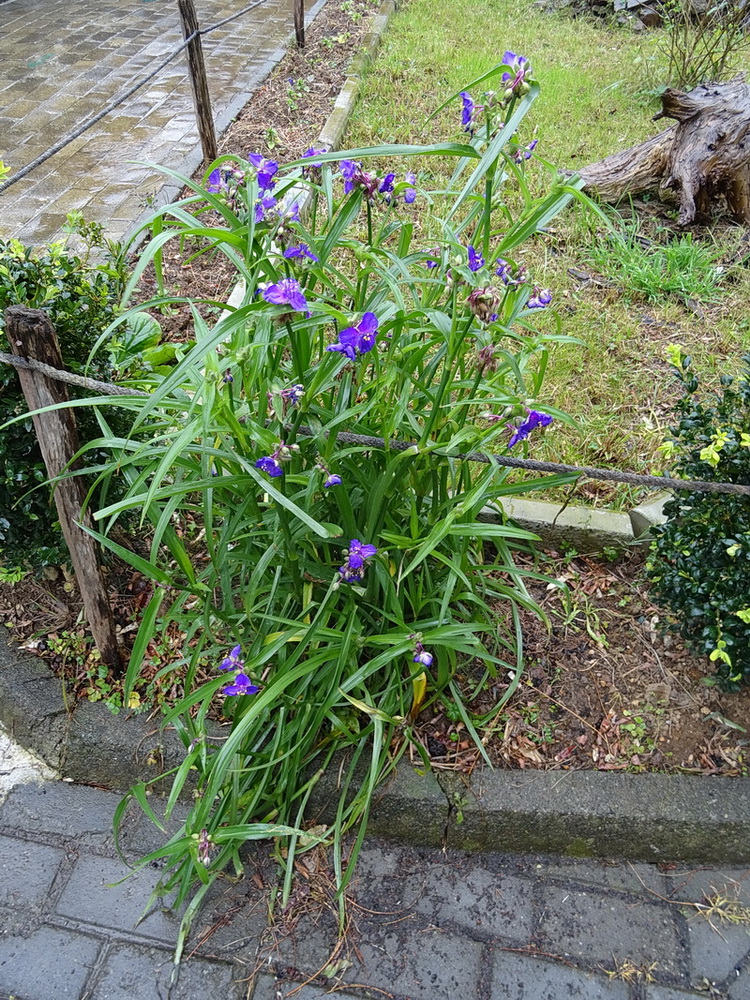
[326,312,379,361]
[255,455,284,477]
[303,146,325,164]
[222,369,233,384]
[324,473,342,488]
[339,538,377,583]
[508,409,553,448]
[404,171,417,204]
[527,288,552,310]
[379,172,396,196]
[340,159,360,194]
[277,201,301,224]
[412,643,433,667]
[460,91,476,134]
[502,51,532,93]
[514,138,538,164]
[283,243,319,262]
[262,278,308,312]
[219,644,244,671]
[281,383,305,406]
[248,153,279,191]
[495,259,511,282]
[468,245,485,272]
[223,672,261,697]
[207,168,226,194]
[255,193,278,223]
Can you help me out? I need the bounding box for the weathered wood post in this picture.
[294,0,305,47]
[177,0,218,165]
[4,307,122,671]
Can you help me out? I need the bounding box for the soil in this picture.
[414,548,750,777]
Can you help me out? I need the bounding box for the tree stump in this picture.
[576,79,750,226]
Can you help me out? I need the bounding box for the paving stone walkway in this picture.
[1,772,749,1000]
[0,0,316,246]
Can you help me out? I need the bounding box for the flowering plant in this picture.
[79,54,594,958]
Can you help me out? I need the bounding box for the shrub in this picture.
[0,235,125,569]
[83,53,598,955]
[647,347,750,689]
[658,0,750,90]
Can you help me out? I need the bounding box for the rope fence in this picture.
[0,0,283,196]
[2,348,749,497]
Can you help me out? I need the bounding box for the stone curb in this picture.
[2,636,749,865]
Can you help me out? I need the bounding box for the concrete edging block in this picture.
[480,497,638,553]
[438,769,750,863]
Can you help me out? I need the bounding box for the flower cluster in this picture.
[495,258,526,286]
[255,441,299,478]
[526,288,552,310]
[508,408,553,448]
[513,138,538,164]
[501,50,532,97]
[316,460,342,488]
[326,312,379,360]
[467,286,501,325]
[412,640,434,667]
[339,161,417,205]
[218,645,260,697]
[338,539,378,583]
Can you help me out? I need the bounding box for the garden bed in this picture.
[2,547,748,777]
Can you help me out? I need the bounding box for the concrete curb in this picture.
[2,636,749,864]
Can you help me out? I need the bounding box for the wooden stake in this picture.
[5,307,122,671]
[177,0,218,165]
[294,0,305,47]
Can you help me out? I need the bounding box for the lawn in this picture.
[342,0,750,508]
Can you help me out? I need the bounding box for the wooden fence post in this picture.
[294,0,305,47]
[5,307,122,671]
[177,0,218,165]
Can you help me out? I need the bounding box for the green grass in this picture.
[342,0,750,508]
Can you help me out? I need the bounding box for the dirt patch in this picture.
[413,549,750,777]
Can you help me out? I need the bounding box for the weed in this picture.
[286,77,310,112]
[588,231,726,304]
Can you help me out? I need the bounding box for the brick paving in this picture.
[0,0,315,246]
[1,777,749,999]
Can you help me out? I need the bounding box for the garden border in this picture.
[2,634,749,864]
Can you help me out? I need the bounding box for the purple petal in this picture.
[358,312,379,336]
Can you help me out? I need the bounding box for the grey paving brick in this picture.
[0,925,101,1000]
[531,857,667,897]
[663,866,750,906]
[646,987,712,999]
[686,915,750,984]
[728,963,750,998]
[0,833,64,910]
[187,875,270,959]
[88,943,241,1000]
[252,973,365,999]
[490,951,629,999]
[400,865,534,943]
[343,925,485,1000]
[0,780,131,848]
[55,853,182,943]
[0,0,326,245]
[537,885,684,977]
